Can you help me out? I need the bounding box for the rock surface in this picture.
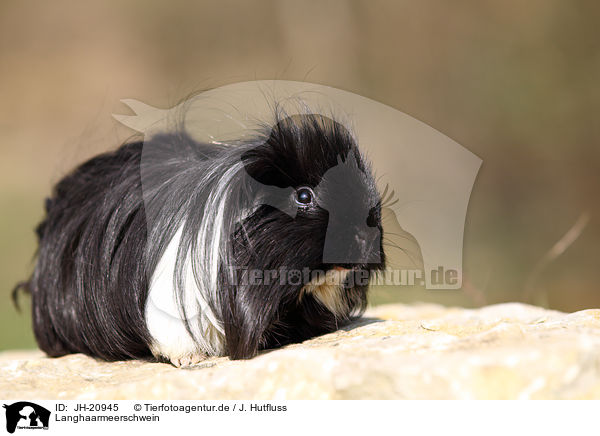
[2,303,600,399]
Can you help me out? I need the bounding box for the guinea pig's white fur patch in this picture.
[145,226,226,363]
[299,268,351,317]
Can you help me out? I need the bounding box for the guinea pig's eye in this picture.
[295,187,315,206]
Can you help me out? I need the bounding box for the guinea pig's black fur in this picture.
[13,110,385,366]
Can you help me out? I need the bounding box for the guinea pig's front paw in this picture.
[170,353,207,368]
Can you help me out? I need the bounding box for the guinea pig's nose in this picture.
[355,231,368,250]
[357,227,382,263]
[322,223,381,265]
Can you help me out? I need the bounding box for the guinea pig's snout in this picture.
[354,228,382,265]
[322,223,382,267]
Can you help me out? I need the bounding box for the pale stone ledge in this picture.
[1,303,600,399]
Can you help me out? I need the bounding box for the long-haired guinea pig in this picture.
[14,110,385,366]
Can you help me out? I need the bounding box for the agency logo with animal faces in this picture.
[2,402,50,434]
[115,80,481,290]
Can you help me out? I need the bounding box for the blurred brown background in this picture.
[1,0,599,350]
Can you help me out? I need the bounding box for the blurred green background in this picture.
[1,0,599,351]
